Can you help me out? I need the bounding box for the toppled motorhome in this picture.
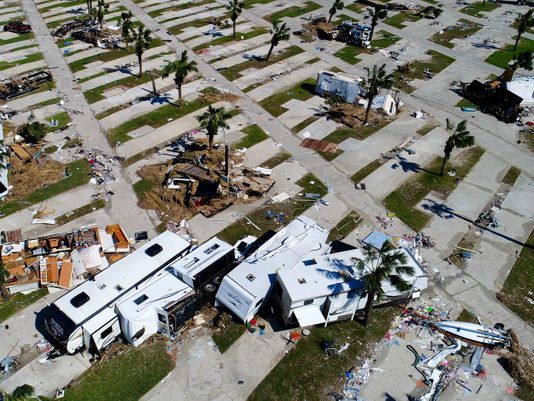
[3,21,31,34]
[316,70,366,103]
[51,18,89,37]
[0,224,130,295]
[0,122,9,200]
[71,28,120,48]
[317,21,372,46]
[275,246,427,327]
[0,70,53,101]
[215,216,329,323]
[42,233,236,354]
[505,76,534,106]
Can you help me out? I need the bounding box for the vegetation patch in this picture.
[193,27,268,51]
[84,71,160,104]
[259,151,292,169]
[234,124,269,149]
[334,31,400,64]
[290,115,320,134]
[430,19,482,48]
[324,119,390,144]
[502,166,521,186]
[485,38,534,69]
[259,78,316,117]
[327,211,362,242]
[385,12,421,29]
[264,1,322,22]
[0,288,48,323]
[148,0,212,17]
[383,146,485,231]
[416,122,440,136]
[457,308,478,323]
[0,52,43,71]
[47,111,71,132]
[455,98,477,108]
[55,199,106,225]
[212,313,246,353]
[351,159,384,183]
[460,1,499,18]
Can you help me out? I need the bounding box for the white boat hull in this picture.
[433,321,510,348]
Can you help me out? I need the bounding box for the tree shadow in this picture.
[391,156,440,176]
[384,393,398,401]
[421,198,534,249]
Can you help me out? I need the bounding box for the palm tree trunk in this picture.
[370,21,376,43]
[208,133,214,150]
[513,32,521,52]
[363,95,373,125]
[328,12,333,23]
[150,72,157,96]
[265,43,274,61]
[363,291,375,326]
[232,20,236,39]
[177,83,183,104]
[138,53,143,77]
[439,154,448,176]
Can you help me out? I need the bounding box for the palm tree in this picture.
[265,20,290,61]
[2,384,40,401]
[354,242,414,326]
[513,9,533,52]
[92,0,109,29]
[226,0,245,40]
[118,11,134,49]
[0,140,9,171]
[86,0,93,17]
[367,5,387,42]
[162,50,198,104]
[363,64,394,125]
[197,106,232,150]
[133,25,152,77]
[440,119,474,176]
[328,0,344,23]
[500,51,533,82]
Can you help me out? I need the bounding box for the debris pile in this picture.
[0,71,52,101]
[3,20,31,34]
[51,18,90,37]
[71,27,120,48]
[83,148,123,185]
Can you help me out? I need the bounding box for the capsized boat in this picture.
[433,321,510,348]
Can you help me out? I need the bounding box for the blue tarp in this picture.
[362,231,390,250]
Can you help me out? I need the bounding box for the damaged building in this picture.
[0,70,52,101]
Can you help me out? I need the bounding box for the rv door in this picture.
[216,277,255,322]
[90,318,121,352]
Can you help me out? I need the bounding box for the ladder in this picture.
[39,257,48,285]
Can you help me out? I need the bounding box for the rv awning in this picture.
[293,305,326,327]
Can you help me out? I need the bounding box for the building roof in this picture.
[53,231,190,325]
[506,76,534,105]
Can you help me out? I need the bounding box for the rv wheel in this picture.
[204,283,216,293]
[494,323,505,330]
[213,276,222,285]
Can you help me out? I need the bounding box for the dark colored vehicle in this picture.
[3,21,32,34]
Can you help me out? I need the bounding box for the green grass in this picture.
[245,0,276,5]
[0,32,34,46]
[58,339,174,401]
[47,111,70,132]
[498,229,534,325]
[0,52,43,71]
[345,3,364,13]
[460,1,499,18]
[327,211,362,241]
[0,288,48,323]
[148,0,212,17]
[336,13,359,23]
[212,317,246,353]
[95,104,130,120]
[264,1,321,22]
[485,38,534,69]
[324,120,390,144]
[0,160,91,217]
[385,12,421,29]
[55,199,106,225]
[30,97,60,109]
[416,122,440,136]
[291,116,320,134]
[216,173,327,244]
[393,50,456,93]
[430,19,482,49]
[133,179,157,200]
[383,146,485,231]
[457,308,478,323]
[351,159,383,183]
[259,78,316,117]
[193,27,268,51]
[455,98,477,108]
[38,0,84,12]
[259,151,292,169]
[334,31,400,64]
[168,13,232,35]
[234,124,269,148]
[219,45,304,81]
[248,307,397,401]
[502,166,521,186]
[122,148,157,167]
[317,149,344,161]
[108,98,209,145]
[84,72,159,104]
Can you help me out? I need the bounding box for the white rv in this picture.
[43,232,192,354]
[0,122,9,199]
[275,247,427,327]
[215,216,329,323]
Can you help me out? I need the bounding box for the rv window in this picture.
[298,278,307,284]
[158,313,167,324]
[70,292,90,308]
[304,299,313,306]
[303,259,317,266]
[255,298,264,308]
[134,294,148,305]
[100,326,113,339]
[145,243,163,257]
[204,243,220,254]
[132,327,145,341]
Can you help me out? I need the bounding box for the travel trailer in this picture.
[0,122,9,199]
[275,247,427,327]
[215,216,329,323]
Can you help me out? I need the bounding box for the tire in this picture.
[204,282,216,293]
[213,276,222,285]
[494,323,505,330]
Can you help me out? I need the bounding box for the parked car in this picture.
[3,21,32,34]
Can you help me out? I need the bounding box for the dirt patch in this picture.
[330,102,388,127]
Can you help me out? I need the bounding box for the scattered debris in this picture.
[3,20,31,34]
[0,71,53,101]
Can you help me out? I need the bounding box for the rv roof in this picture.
[171,237,232,278]
[278,248,426,302]
[53,231,190,325]
[224,216,328,299]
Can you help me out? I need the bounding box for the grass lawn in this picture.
[393,50,456,93]
[327,210,362,241]
[290,116,320,134]
[0,159,91,217]
[385,12,421,29]
[38,0,84,12]
[133,179,157,200]
[416,122,440,136]
[84,72,160,104]
[193,27,269,51]
[0,52,43,71]
[460,1,499,18]
[234,124,269,149]
[351,159,383,183]
[168,12,232,35]
[0,288,48,323]
[455,98,477,108]
[334,31,400,64]
[317,148,344,161]
[259,78,316,117]
[497,229,534,325]
[219,45,304,81]
[248,307,398,401]
[148,0,211,17]
[55,199,106,225]
[47,111,71,131]
[485,38,534,69]
[212,315,246,353]
[58,339,174,401]
[216,173,327,244]
[259,151,292,169]
[0,32,34,46]
[346,3,365,13]
[457,308,478,323]
[430,19,482,48]
[323,119,390,144]
[264,1,322,22]
[502,166,521,186]
[383,146,485,232]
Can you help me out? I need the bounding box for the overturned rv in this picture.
[274,246,427,328]
[42,233,235,354]
[215,216,329,323]
[0,122,9,200]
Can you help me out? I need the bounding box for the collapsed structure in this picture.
[0,122,9,199]
[0,70,52,101]
[0,224,130,295]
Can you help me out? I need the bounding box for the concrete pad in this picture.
[0,59,47,80]
[1,46,40,62]
[128,125,154,139]
[269,160,308,197]
[500,174,534,218]
[4,90,57,111]
[296,116,338,140]
[0,39,37,54]
[277,99,317,128]
[243,138,279,167]
[303,192,348,230]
